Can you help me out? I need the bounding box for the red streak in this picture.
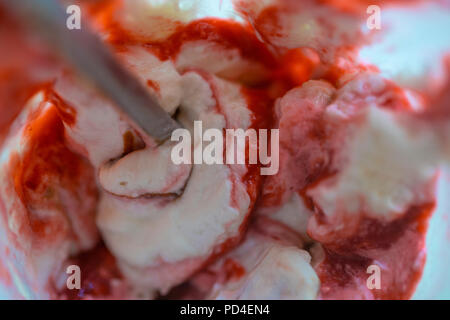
[223,258,246,281]
[316,202,435,300]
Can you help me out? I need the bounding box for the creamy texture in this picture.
[0,93,98,299]
[208,231,319,300]
[53,46,256,294]
[309,106,438,220]
[236,0,365,62]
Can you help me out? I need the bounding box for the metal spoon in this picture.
[3,0,180,143]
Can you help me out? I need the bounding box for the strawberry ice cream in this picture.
[0,0,449,300]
